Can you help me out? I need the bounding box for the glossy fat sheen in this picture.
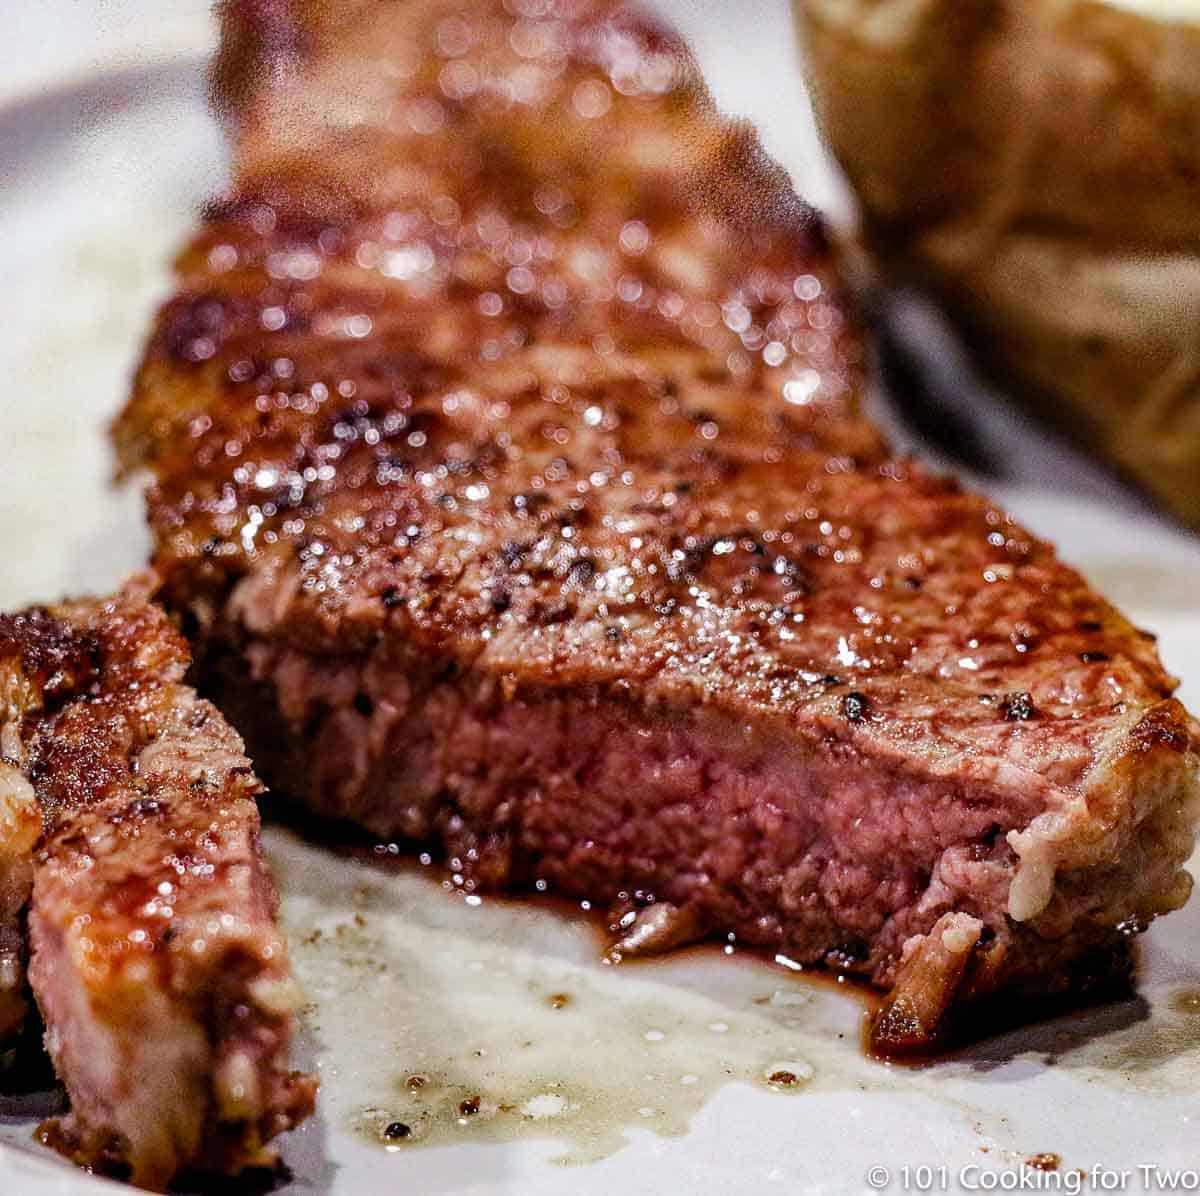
[797,0,1200,526]
[2,586,314,1189]
[117,0,1200,1044]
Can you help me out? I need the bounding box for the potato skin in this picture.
[797,0,1200,526]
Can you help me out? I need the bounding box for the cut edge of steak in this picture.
[1,581,315,1189]
[195,616,1199,1054]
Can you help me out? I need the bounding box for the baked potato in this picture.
[795,0,1200,526]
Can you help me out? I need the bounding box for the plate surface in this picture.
[2,3,1200,1193]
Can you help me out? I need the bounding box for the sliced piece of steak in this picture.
[116,0,1200,1050]
[0,609,81,1043]
[1,583,314,1188]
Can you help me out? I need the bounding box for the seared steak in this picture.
[0,582,314,1188]
[116,0,1200,1050]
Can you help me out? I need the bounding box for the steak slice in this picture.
[116,0,1200,1050]
[0,582,315,1188]
[0,611,71,1044]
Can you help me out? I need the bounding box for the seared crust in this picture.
[3,584,314,1188]
[116,0,1200,1050]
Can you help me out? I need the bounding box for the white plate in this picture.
[2,3,1200,1193]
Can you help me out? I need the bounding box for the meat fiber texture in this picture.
[0,582,314,1188]
[115,0,1200,1050]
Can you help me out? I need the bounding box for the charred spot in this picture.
[353,694,375,718]
[565,558,596,586]
[1079,621,1103,632]
[201,537,222,558]
[841,692,870,723]
[458,1096,481,1117]
[2,611,102,707]
[1001,692,1037,721]
[380,587,402,609]
[823,675,842,688]
[1080,651,1110,664]
[490,589,512,614]
[604,625,623,642]
[904,575,924,590]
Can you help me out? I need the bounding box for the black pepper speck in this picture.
[842,692,870,723]
[1001,692,1037,721]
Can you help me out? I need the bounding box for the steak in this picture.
[115,0,1200,1050]
[0,582,315,1188]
